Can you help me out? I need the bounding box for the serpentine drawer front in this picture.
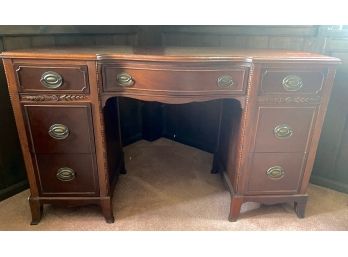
[1,47,340,224]
[102,63,248,95]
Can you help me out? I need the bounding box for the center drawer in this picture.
[23,104,95,154]
[102,63,248,95]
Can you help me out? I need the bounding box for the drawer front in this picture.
[24,105,95,154]
[254,107,316,153]
[102,65,247,94]
[261,69,325,94]
[246,153,305,195]
[35,154,99,195]
[15,64,89,93]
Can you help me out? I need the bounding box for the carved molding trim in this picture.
[58,94,88,101]
[20,94,88,102]
[258,96,321,104]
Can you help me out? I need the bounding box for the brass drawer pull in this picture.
[266,166,285,179]
[116,73,134,87]
[40,71,63,89]
[282,75,303,91]
[48,124,70,140]
[274,124,293,139]
[217,75,234,88]
[56,167,75,182]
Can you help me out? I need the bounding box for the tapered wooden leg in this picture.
[228,195,244,222]
[29,197,43,225]
[100,197,115,223]
[294,198,308,218]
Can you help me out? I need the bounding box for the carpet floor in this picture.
[0,138,347,231]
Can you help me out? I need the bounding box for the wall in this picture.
[311,28,348,193]
[0,48,27,200]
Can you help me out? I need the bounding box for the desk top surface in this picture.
[0,46,341,63]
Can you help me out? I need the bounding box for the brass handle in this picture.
[40,71,63,89]
[56,167,75,182]
[282,75,303,91]
[48,124,69,140]
[116,73,134,87]
[217,75,234,88]
[266,166,285,179]
[274,124,293,139]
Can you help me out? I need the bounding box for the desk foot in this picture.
[105,216,115,223]
[228,195,243,222]
[29,197,43,225]
[100,197,115,224]
[294,197,307,218]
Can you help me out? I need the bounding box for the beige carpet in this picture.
[0,138,347,231]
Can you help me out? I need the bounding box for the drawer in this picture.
[102,64,248,95]
[14,63,89,93]
[254,107,316,153]
[35,154,99,195]
[246,153,305,195]
[24,104,95,154]
[260,68,325,94]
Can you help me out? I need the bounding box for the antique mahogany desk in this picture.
[1,47,340,224]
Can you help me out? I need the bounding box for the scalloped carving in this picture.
[21,94,88,102]
[258,96,321,104]
[58,94,88,101]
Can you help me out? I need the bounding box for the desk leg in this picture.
[29,197,43,225]
[228,195,243,222]
[294,196,308,218]
[100,197,115,223]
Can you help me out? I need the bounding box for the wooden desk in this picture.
[1,47,340,224]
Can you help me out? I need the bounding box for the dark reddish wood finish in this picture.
[23,105,95,154]
[35,153,99,195]
[260,68,325,95]
[0,47,340,224]
[14,63,89,93]
[102,62,248,95]
[246,152,306,194]
[253,106,316,153]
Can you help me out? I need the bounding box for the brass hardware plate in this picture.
[266,166,285,179]
[217,75,234,88]
[274,124,293,139]
[40,71,63,89]
[282,75,303,91]
[56,167,75,182]
[48,124,69,140]
[116,73,134,87]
